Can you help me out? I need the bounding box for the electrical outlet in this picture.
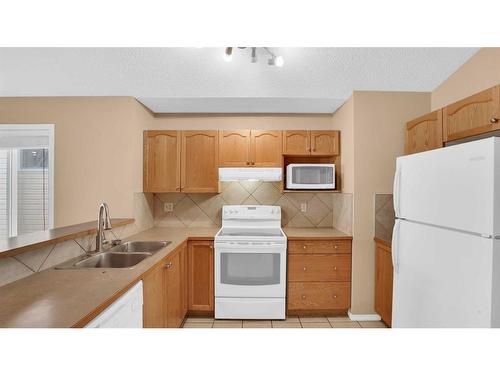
[300,203,307,213]
[164,202,174,213]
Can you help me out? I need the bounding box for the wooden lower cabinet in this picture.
[287,238,352,315]
[187,240,214,314]
[142,263,167,328]
[142,243,188,328]
[374,238,393,327]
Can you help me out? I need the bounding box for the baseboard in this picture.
[348,309,381,321]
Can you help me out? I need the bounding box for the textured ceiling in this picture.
[0,47,478,113]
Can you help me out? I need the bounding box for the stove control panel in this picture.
[222,205,281,221]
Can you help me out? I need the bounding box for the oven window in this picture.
[292,166,333,184]
[220,253,281,286]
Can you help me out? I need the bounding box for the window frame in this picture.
[0,124,54,237]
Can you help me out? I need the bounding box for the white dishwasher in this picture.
[85,281,143,328]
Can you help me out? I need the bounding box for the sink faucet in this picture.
[95,203,112,252]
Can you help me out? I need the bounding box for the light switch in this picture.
[300,203,307,213]
[164,202,174,212]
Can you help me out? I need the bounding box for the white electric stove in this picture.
[214,205,287,320]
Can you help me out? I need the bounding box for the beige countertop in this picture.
[283,227,351,239]
[0,226,351,328]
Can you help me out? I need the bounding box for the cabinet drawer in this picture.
[288,240,351,254]
[288,282,351,311]
[288,254,351,282]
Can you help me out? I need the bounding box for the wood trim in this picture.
[0,218,134,260]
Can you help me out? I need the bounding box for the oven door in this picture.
[215,242,286,298]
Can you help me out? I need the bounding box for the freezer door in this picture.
[392,220,495,328]
[394,137,499,235]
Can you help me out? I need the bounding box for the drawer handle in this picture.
[301,295,307,300]
[303,267,307,271]
[490,117,499,124]
[165,262,172,269]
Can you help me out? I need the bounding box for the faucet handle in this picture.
[111,239,122,246]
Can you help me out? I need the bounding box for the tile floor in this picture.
[181,316,388,328]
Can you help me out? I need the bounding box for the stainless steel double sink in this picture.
[56,241,171,269]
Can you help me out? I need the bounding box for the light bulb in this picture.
[275,56,284,67]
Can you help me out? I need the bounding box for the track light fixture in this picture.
[222,47,284,67]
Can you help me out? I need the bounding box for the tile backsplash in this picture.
[154,181,353,232]
[375,193,395,243]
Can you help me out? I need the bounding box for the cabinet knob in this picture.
[251,161,255,165]
[333,266,337,271]
[333,294,337,299]
[209,245,213,249]
[334,245,338,249]
[246,161,250,165]
[303,267,307,271]
[165,262,172,269]
[490,117,499,124]
[176,186,181,191]
[302,245,307,249]
[301,295,306,300]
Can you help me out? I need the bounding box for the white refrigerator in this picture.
[392,137,500,328]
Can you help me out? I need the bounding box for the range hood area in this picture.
[218,167,282,182]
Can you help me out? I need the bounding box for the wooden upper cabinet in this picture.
[188,241,214,314]
[443,85,500,142]
[181,131,219,193]
[405,110,443,155]
[283,130,339,156]
[143,131,181,192]
[283,130,311,155]
[250,130,282,167]
[218,130,251,167]
[310,130,339,156]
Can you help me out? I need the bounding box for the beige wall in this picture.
[331,96,354,193]
[334,91,430,315]
[0,97,146,226]
[144,113,333,130]
[431,48,500,110]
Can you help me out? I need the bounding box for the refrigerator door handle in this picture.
[393,162,401,218]
[391,220,400,274]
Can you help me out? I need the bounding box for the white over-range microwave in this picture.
[286,164,335,190]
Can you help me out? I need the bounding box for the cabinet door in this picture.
[181,131,219,193]
[443,85,500,142]
[250,130,282,167]
[188,241,214,314]
[143,131,181,192]
[283,130,310,155]
[405,110,443,155]
[375,241,393,327]
[310,130,339,156]
[219,130,251,166]
[143,265,166,328]
[165,251,184,328]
